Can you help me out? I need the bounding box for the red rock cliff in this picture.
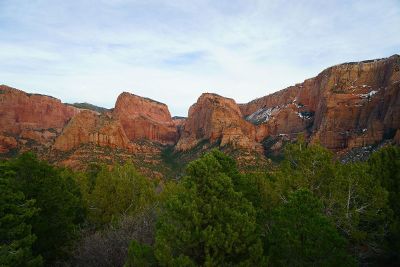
[240,55,400,150]
[113,92,178,145]
[0,85,80,152]
[53,110,130,151]
[176,93,261,151]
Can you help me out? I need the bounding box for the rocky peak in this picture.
[114,92,172,121]
[113,92,178,144]
[176,93,262,151]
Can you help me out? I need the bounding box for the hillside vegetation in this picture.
[1,142,399,266]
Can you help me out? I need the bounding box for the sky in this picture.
[1,0,399,116]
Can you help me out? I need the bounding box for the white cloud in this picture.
[1,0,399,116]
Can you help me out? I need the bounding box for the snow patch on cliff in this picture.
[359,90,378,99]
[246,107,279,124]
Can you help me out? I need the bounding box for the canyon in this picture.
[1,55,399,175]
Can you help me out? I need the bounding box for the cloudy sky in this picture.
[1,0,399,116]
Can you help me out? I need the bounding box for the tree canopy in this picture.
[154,150,265,266]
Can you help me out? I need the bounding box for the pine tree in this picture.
[368,146,400,264]
[267,189,355,266]
[154,150,265,266]
[0,167,42,266]
[6,153,85,263]
[87,162,156,225]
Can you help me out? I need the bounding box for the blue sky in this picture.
[1,0,399,116]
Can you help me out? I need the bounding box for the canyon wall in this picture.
[0,86,179,155]
[113,92,178,145]
[240,55,400,151]
[1,54,399,164]
[0,85,80,153]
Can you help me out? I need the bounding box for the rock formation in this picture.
[176,93,262,151]
[113,92,178,144]
[54,110,130,151]
[0,55,399,170]
[240,55,400,151]
[0,85,80,153]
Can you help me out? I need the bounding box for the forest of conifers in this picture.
[1,141,399,266]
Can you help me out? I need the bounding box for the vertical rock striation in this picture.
[113,92,178,145]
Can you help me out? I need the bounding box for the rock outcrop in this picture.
[54,110,130,151]
[0,134,17,153]
[176,93,262,151]
[0,85,80,152]
[1,55,399,170]
[0,87,182,156]
[0,85,79,133]
[240,55,400,151]
[113,92,178,144]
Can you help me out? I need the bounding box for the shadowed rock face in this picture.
[113,92,178,145]
[176,93,262,152]
[240,55,400,151]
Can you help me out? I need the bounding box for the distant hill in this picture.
[67,102,109,113]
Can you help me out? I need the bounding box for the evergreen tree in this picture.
[5,153,84,264]
[0,166,42,266]
[368,146,400,264]
[87,162,156,225]
[274,140,390,262]
[154,150,264,266]
[125,240,157,267]
[267,189,355,266]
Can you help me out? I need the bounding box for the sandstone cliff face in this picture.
[0,86,180,157]
[0,85,80,152]
[1,55,399,169]
[240,55,400,151]
[54,110,130,151]
[113,92,178,144]
[0,85,79,133]
[176,93,261,151]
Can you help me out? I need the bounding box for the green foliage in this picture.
[266,189,356,266]
[2,141,399,266]
[368,145,400,263]
[85,162,156,225]
[275,138,336,197]
[2,153,84,264]
[0,171,42,267]
[329,162,389,258]
[236,171,279,252]
[154,150,265,266]
[125,240,156,267]
[273,140,390,261]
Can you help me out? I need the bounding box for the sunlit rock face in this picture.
[54,110,130,151]
[240,55,400,151]
[176,93,262,152]
[113,92,178,145]
[0,55,399,165]
[0,85,80,153]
